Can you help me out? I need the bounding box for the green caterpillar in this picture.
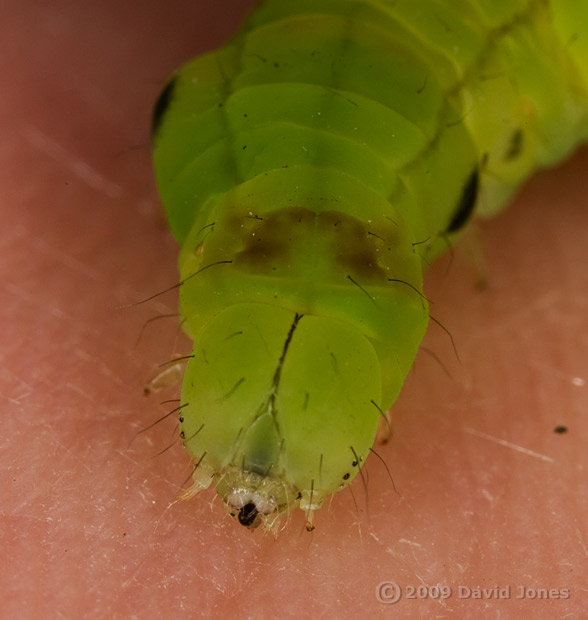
[151,0,588,532]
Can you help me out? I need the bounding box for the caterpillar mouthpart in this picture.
[216,468,299,532]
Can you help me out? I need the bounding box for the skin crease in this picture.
[2,0,588,618]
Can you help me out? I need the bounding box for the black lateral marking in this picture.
[151,76,178,138]
[504,129,524,161]
[446,168,479,234]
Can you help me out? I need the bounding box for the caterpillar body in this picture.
[151,0,588,532]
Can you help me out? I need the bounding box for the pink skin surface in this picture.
[2,1,588,618]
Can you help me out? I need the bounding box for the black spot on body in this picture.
[446,168,479,234]
[554,425,568,434]
[238,502,259,527]
[343,473,350,480]
[151,77,177,138]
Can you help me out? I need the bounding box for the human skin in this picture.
[2,1,588,618]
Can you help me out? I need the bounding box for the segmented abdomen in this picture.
[153,0,588,407]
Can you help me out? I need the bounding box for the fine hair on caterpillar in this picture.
[148,0,588,533]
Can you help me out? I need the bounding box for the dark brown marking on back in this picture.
[228,207,399,284]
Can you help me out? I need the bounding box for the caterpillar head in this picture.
[178,303,384,533]
[217,468,297,531]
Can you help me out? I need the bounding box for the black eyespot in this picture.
[152,77,178,139]
[238,502,259,527]
[446,168,479,234]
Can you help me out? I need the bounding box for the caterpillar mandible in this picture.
[151,0,588,533]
